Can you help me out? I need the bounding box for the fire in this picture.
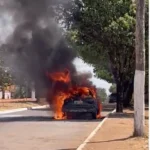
[52,92,69,119]
[46,69,101,119]
[47,69,70,83]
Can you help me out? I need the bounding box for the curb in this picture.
[0,105,49,115]
[28,105,49,109]
[77,109,116,150]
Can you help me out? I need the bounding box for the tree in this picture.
[0,44,36,100]
[62,0,136,112]
[109,84,116,93]
[60,0,148,111]
[96,88,107,102]
[134,0,145,136]
[0,61,13,99]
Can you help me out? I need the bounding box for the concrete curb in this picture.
[28,105,49,109]
[0,105,49,115]
[77,109,116,150]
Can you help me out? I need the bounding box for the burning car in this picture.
[62,90,102,119]
[46,70,102,120]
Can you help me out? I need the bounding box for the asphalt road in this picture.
[0,104,115,150]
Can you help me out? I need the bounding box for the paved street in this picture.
[0,104,115,150]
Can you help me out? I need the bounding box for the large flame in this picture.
[48,69,70,83]
[46,69,101,119]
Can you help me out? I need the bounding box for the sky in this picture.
[73,58,111,95]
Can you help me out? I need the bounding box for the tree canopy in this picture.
[0,60,13,98]
[109,84,116,93]
[96,88,107,102]
[61,0,148,111]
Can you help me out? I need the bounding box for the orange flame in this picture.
[47,69,70,83]
[52,92,69,119]
[47,69,101,119]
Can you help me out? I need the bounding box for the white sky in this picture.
[73,58,111,95]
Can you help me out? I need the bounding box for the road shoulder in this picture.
[0,98,48,111]
[83,108,148,150]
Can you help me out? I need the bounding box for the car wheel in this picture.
[92,112,97,119]
[66,112,73,119]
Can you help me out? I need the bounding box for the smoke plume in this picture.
[0,0,95,101]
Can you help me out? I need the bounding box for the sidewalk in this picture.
[0,98,48,111]
[83,108,149,150]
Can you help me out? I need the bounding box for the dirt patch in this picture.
[0,98,49,111]
[84,108,149,150]
[0,101,45,111]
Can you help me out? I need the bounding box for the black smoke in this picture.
[0,0,95,100]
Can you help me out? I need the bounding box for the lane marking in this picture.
[77,109,116,150]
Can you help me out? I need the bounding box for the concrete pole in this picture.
[134,0,145,136]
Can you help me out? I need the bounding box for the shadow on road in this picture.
[102,108,115,112]
[108,113,134,119]
[57,149,76,150]
[102,103,116,112]
[28,108,51,111]
[108,108,149,120]
[0,116,104,122]
[0,103,116,123]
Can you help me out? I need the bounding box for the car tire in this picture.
[92,112,97,119]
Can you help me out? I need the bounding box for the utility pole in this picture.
[134,0,145,136]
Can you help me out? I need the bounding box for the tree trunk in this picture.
[2,87,5,99]
[35,87,40,102]
[19,86,22,98]
[123,79,134,107]
[27,87,31,97]
[116,83,123,112]
[134,0,145,136]
[122,80,129,104]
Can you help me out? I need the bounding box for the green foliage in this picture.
[61,0,148,109]
[63,0,148,85]
[109,84,116,93]
[63,0,137,84]
[96,88,107,102]
[12,85,30,98]
[0,60,13,90]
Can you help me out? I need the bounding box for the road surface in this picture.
[0,104,115,150]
